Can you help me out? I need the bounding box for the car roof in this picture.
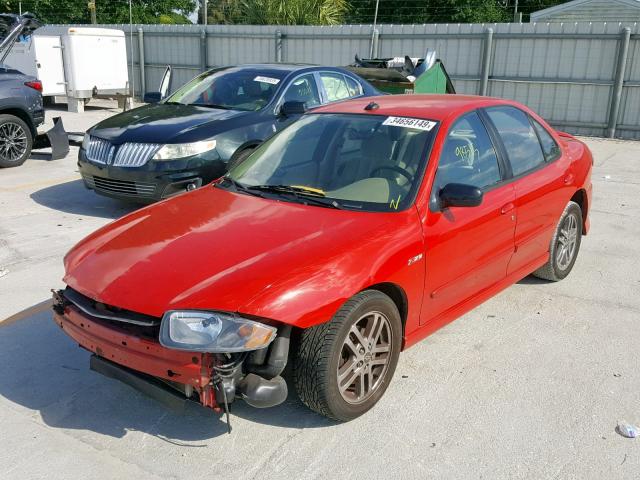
[313,94,516,123]
[225,63,318,72]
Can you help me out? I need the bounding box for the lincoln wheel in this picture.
[294,290,402,421]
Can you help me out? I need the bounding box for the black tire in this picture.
[227,147,255,171]
[294,290,402,421]
[0,114,33,168]
[533,200,583,281]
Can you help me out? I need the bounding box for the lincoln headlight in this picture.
[152,139,217,161]
[159,310,277,352]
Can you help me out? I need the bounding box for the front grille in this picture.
[83,174,157,197]
[62,287,162,328]
[86,136,161,168]
[86,136,114,164]
[112,142,162,167]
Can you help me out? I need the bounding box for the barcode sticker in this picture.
[382,116,437,131]
[254,76,280,85]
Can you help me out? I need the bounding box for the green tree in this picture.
[207,0,350,25]
[0,0,196,24]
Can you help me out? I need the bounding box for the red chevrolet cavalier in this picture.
[53,95,592,422]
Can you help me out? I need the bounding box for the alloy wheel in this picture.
[556,213,579,270]
[0,122,28,163]
[337,311,393,405]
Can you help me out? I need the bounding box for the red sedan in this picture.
[53,95,593,422]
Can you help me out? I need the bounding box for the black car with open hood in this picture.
[78,63,378,202]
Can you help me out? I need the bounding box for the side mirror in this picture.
[439,183,483,208]
[143,91,162,104]
[280,101,306,116]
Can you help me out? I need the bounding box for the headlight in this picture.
[159,310,277,352]
[82,133,90,150]
[152,140,217,161]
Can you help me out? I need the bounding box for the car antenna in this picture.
[364,101,379,111]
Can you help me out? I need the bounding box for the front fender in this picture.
[238,207,426,336]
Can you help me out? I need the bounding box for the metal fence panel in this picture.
[57,21,640,139]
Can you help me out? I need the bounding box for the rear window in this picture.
[531,118,561,162]
[486,106,545,177]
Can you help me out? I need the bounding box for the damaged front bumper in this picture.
[52,289,289,414]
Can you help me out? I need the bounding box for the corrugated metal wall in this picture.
[54,21,640,139]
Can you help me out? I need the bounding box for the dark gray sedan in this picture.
[79,64,379,202]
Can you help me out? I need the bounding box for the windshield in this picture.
[225,113,438,212]
[165,67,285,111]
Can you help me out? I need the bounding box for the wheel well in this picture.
[0,108,35,136]
[365,283,408,334]
[570,189,588,234]
[233,141,261,157]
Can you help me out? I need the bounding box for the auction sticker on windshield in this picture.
[254,76,280,85]
[382,116,437,131]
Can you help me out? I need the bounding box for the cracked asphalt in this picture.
[0,102,639,479]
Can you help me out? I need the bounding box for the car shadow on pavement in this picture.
[0,306,335,442]
[517,275,553,285]
[30,179,138,219]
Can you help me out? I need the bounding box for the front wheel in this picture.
[294,290,402,421]
[227,147,255,171]
[533,200,583,281]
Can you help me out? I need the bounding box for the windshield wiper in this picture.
[217,176,264,198]
[247,184,342,209]
[190,103,232,110]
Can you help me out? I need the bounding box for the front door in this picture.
[421,111,516,324]
[274,73,321,132]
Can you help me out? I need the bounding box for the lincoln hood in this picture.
[88,103,254,144]
[63,185,424,328]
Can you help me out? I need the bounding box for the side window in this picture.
[486,106,545,176]
[344,75,363,97]
[531,118,561,162]
[282,74,320,108]
[433,112,501,194]
[320,72,351,102]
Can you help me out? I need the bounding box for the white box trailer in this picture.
[4,34,66,96]
[4,27,130,112]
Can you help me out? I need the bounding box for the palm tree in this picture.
[207,0,350,25]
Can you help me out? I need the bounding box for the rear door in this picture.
[422,111,516,323]
[34,35,66,96]
[317,71,364,104]
[483,106,572,275]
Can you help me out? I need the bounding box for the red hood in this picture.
[63,186,416,321]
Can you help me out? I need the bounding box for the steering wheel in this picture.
[370,165,413,184]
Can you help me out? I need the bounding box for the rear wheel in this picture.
[0,114,32,168]
[294,290,402,421]
[533,200,582,281]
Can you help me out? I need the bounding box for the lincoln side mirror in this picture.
[439,183,483,208]
[280,101,306,116]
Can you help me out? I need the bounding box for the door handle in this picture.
[500,202,515,214]
[564,173,575,184]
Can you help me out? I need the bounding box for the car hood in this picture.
[63,186,406,320]
[89,103,255,144]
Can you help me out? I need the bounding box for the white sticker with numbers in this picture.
[253,76,280,85]
[382,116,437,131]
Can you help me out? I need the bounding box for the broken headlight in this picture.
[159,310,277,353]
